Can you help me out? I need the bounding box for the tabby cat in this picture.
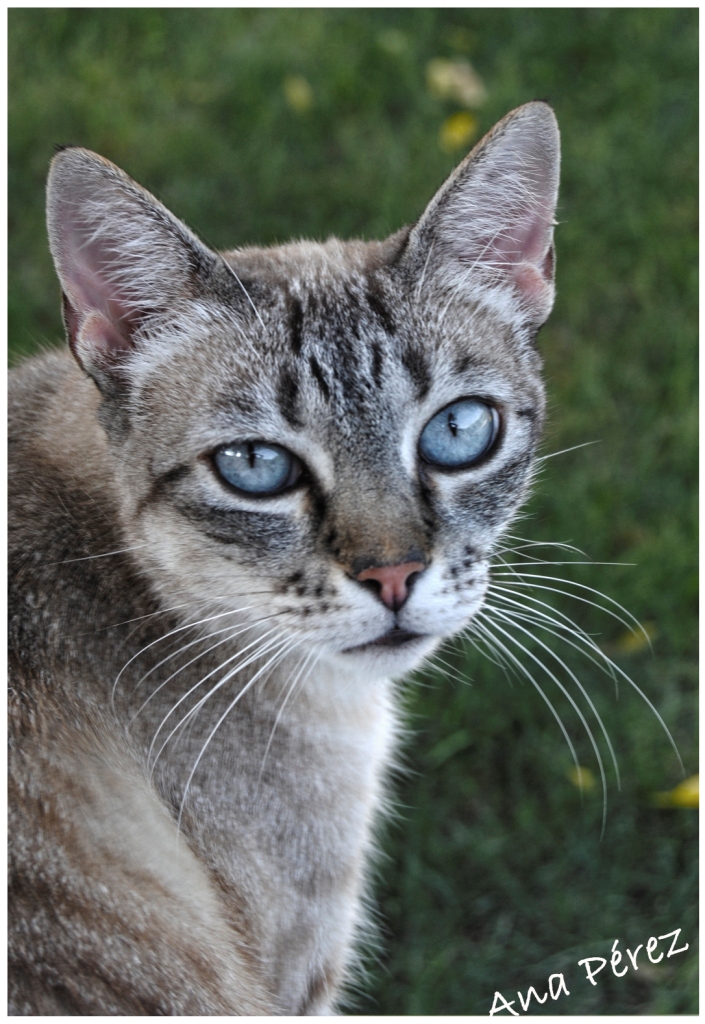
[9,102,560,1014]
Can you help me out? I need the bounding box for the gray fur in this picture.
[9,103,559,1014]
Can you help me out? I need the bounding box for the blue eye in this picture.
[419,398,499,469]
[214,441,301,496]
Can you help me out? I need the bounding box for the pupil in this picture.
[448,412,458,438]
[248,443,257,470]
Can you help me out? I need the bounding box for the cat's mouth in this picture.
[343,627,426,653]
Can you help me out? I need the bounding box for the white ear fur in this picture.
[411,102,560,327]
[46,148,215,383]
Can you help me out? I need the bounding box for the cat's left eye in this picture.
[419,398,500,469]
[213,441,303,496]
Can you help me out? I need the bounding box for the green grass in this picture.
[9,9,697,1014]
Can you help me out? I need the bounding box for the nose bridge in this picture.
[324,467,430,572]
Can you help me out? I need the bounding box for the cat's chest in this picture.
[149,663,398,1012]
[192,672,396,884]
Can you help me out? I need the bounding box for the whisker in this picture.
[129,619,272,723]
[65,600,191,639]
[504,534,586,552]
[488,585,618,673]
[147,627,285,768]
[82,589,282,639]
[535,440,601,462]
[493,538,588,559]
[474,610,609,837]
[487,587,684,774]
[427,653,473,688]
[470,617,582,784]
[465,631,523,685]
[488,591,619,700]
[177,636,303,829]
[128,608,292,704]
[258,647,319,782]
[220,256,266,331]
[161,633,296,779]
[112,604,261,701]
[489,572,651,647]
[129,622,244,702]
[494,560,635,568]
[486,604,621,790]
[49,543,148,565]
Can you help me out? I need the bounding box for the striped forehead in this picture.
[211,241,541,441]
[267,275,432,429]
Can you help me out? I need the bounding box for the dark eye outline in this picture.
[209,440,307,498]
[418,397,502,471]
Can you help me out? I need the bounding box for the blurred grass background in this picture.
[9,9,697,1015]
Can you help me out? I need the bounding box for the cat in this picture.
[9,102,560,1014]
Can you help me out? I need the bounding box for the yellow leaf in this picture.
[439,112,478,153]
[654,774,698,809]
[283,75,314,114]
[613,621,657,655]
[566,765,597,791]
[426,58,487,108]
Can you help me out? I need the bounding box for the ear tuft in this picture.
[409,101,560,328]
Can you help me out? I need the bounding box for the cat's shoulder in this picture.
[10,350,112,506]
[10,347,82,416]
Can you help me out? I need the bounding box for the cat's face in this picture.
[46,103,559,680]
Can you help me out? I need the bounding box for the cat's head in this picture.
[46,102,559,681]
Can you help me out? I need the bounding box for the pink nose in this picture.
[356,561,426,611]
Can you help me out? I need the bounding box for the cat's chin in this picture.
[343,627,425,653]
[336,629,440,677]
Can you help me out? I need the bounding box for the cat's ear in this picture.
[46,147,217,389]
[407,101,560,328]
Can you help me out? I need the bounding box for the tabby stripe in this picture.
[366,282,396,335]
[370,342,384,387]
[137,464,191,516]
[277,368,303,427]
[174,501,297,550]
[289,297,304,355]
[308,356,331,402]
[401,346,431,400]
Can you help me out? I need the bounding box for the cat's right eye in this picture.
[419,398,499,469]
[213,441,303,496]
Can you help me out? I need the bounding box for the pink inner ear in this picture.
[490,207,553,275]
[467,203,554,312]
[541,245,554,281]
[65,222,141,327]
[73,309,133,366]
[511,264,550,306]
